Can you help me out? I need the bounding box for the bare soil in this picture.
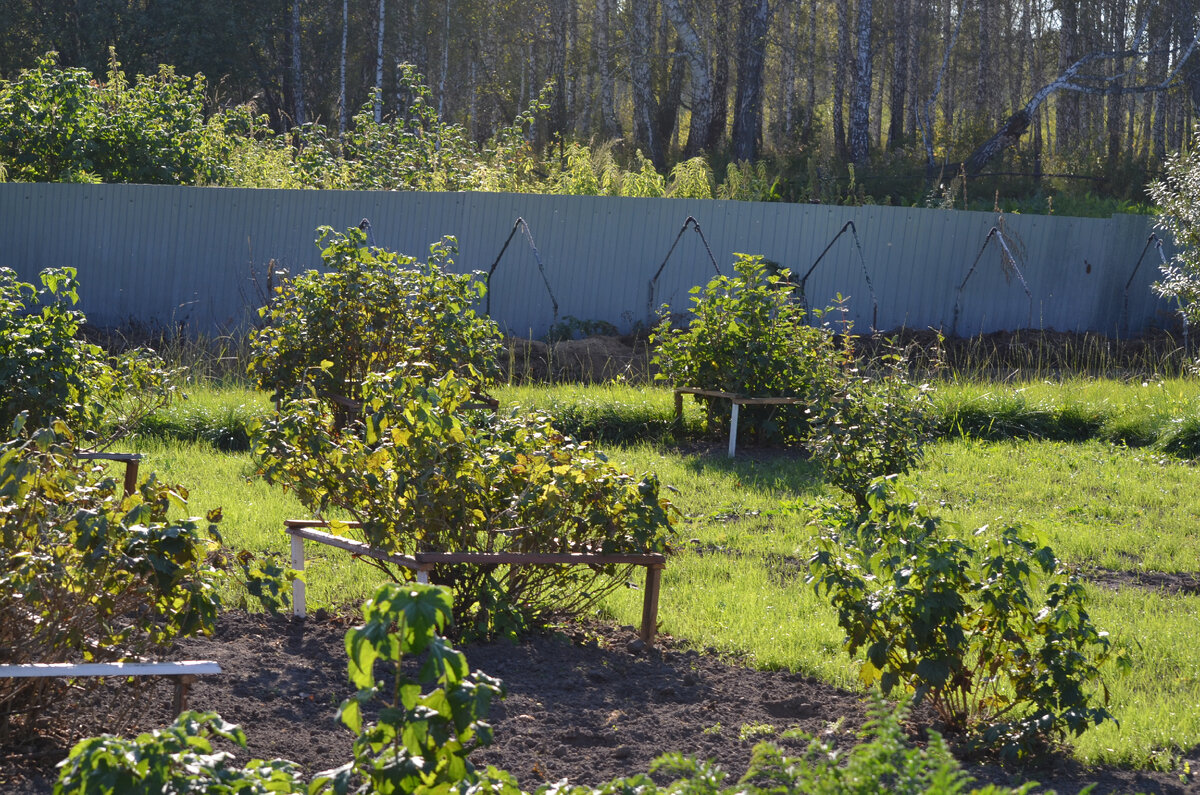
[2,611,1194,794]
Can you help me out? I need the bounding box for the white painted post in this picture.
[416,568,430,584]
[728,402,739,458]
[290,533,307,618]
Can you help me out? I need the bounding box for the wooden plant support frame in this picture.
[673,387,806,458]
[0,660,222,714]
[284,520,666,646]
[76,451,143,498]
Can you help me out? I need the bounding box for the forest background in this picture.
[3,0,1200,213]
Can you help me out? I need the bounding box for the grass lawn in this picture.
[120,379,1200,770]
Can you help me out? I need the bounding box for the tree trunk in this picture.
[731,0,772,161]
[630,0,665,168]
[709,0,734,146]
[848,0,874,164]
[290,0,306,125]
[887,0,910,149]
[663,0,715,155]
[438,0,450,116]
[658,36,686,151]
[339,0,348,134]
[833,0,850,159]
[595,0,621,138]
[375,0,385,122]
[805,0,818,139]
[1056,0,1079,153]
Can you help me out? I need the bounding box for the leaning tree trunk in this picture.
[664,0,715,155]
[731,0,771,162]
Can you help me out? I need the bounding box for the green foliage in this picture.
[716,161,781,202]
[809,341,935,509]
[248,225,502,426]
[652,255,843,443]
[0,421,223,743]
[253,369,675,636]
[0,52,220,184]
[1148,127,1200,326]
[666,157,715,199]
[0,267,175,446]
[808,479,1125,757]
[54,712,304,795]
[340,69,476,191]
[325,583,506,793]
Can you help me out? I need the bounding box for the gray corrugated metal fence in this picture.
[0,183,1177,338]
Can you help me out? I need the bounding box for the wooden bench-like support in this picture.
[76,451,143,497]
[673,387,806,458]
[284,520,666,647]
[0,660,221,714]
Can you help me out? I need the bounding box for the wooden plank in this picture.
[284,521,667,646]
[76,452,142,497]
[675,386,740,399]
[732,396,806,406]
[0,661,221,678]
[412,551,666,565]
[283,525,423,570]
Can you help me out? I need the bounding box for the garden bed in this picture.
[2,611,1192,794]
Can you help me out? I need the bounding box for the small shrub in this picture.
[0,267,174,444]
[252,369,676,637]
[0,420,223,743]
[808,478,1125,757]
[248,225,502,426]
[652,255,843,444]
[808,341,934,509]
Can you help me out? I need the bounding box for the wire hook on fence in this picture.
[951,226,1033,337]
[485,217,558,327]
[1122,233,1188,351]
[795,220,878,331]
[646,216,721,325]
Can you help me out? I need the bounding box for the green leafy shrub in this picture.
[652,255,842,443]
[57,584,1025,795]
[1149,127,1200,326]
[808,342,934,509]
[0,420,223,743]
[808,479,1125,757]
[248,225,502,426]
[0,52,220,184]
[252,369,675,637]
[0,266,174,447]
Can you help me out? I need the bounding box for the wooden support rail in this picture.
[672,387,806,458]
[284,520,666,647]
[76,451,143,497]
[0,660,221,714]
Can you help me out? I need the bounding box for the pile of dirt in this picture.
[502,335,653,384]
[2,611,1192,794]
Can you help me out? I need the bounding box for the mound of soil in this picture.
[2,612,1193,794]
[502,335,653,384]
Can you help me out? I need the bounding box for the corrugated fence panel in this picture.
[0,184,1176,339]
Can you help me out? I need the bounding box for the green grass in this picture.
[123,379,1200,770]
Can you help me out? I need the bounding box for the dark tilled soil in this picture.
[3,611,1195,794]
